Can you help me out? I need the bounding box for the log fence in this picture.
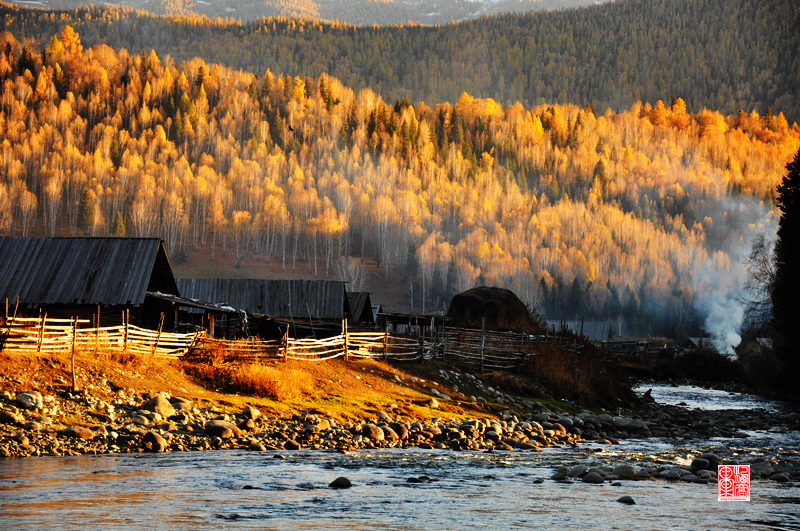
[1,314,671,370]
[185,331,421,363]
[0,316,202,357]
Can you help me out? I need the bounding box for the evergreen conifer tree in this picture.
[771,148,800,361]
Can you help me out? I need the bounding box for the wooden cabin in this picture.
[0,237,179,330]
[176,278,350,339]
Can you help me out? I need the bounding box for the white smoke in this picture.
[689,195,777,355]
[692,257,745,354]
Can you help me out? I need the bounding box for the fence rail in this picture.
[441,326,548,371]
[0,316,202,357]
[186,331,422,363]
[3,315,668,370]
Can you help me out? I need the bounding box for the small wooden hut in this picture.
[176,278,349,338]
[0,237,179,329]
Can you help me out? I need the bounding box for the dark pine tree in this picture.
[772,148,800,364]
[566,277,584,319]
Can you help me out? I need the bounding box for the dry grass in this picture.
[228,363,315,401]
[1,346,528,421]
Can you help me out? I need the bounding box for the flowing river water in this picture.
[1,386,799,530]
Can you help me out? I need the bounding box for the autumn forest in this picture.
[0,3,799,344]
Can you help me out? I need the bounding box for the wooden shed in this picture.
[0,237,179,330]
[176,278,349,338]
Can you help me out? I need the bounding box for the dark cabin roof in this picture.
[176,278,346,320]
[0,237,178,308]
[346,291,374,324]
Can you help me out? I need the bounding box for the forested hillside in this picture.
[1,27,798,346]
[1,0,798,122]
[14,0,601,26]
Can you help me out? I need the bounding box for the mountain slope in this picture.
[2,0,797,122]
[11,0,609,25]
[0,26,797,346]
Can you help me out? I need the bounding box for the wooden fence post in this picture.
[283,326,289,361]
[121,311,126,352]
[441,321,446,363]
[431,318,437,361]
[152,313,164,356]
[480,316,486,373]
[95,305,101,354]
[418,319,424,362]
[343,318,349,361]
[383,322,389,362]
[3,297,19,340]
[71,317,77,392]
[37,312,47,352]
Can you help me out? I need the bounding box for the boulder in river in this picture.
[329,477,352,489]
[567,465,588,478]
[614,465,637,480]
[700,453,723,469]
[582,472,605,484]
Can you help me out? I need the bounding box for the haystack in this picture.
[445,286,544,334]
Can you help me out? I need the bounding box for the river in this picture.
[1,386,799,530]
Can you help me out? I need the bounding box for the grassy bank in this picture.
[0,342,635,424]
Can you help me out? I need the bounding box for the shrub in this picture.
[523,343,635,408]
[228,363,316,401]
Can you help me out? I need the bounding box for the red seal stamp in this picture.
[718,465,749,501]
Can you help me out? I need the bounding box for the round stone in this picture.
[614,465,637,480]
[582,472,605,484]
[329,477,352,489]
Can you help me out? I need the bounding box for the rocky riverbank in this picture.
[2,349,800,490]
[1,381,799,487]
[0,385,590,458]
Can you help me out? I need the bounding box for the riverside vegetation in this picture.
[1,348,799,487]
